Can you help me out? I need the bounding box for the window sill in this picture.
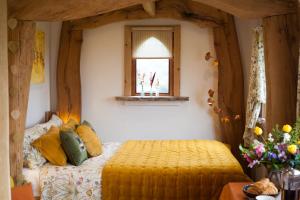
[115,96,189,102]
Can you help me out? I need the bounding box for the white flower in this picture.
[253,139,262,148]
[268,133,274,142]
[283,133,291,143]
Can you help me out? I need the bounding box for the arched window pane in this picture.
[132,30,173,58]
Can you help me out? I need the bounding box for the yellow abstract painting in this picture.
[31,30,45,84]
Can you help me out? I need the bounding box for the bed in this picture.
[24,140,249,200]
[23,142,121,199]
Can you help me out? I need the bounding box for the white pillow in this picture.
[23,114,63,168]
[39,114,63,130]
[23,125,47,168]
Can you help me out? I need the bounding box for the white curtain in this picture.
[132,27,173,58]
[243,26,266,146]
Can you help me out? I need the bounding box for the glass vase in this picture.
[140,85,145,96]
[268,169,282,189]
[149,87,153,96]
[280,168,300,200]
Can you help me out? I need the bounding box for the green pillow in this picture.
[60,130,88,166]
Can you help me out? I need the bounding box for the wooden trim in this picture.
[213,14,245,167]
[263,14,299,132]
[125,25,180,96]
[0,0,11,198]
[173,25,180,96]
[142,1,156,17]
[192,0,297,19]
[8,0,157,21]
[10,0,295,21]
[71,0,224,30]
[124,26,132,96]
[57,22,82,123]
[8,20,36,184]
[169,58,174,96]
[131,58,136,95]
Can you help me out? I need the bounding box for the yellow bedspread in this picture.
[102,140,249,200]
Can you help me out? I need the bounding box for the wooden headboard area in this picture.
[44,111,57,122]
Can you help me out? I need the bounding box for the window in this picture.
[124,26,180,96]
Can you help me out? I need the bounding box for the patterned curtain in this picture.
[243,27,266,146]
[297,47,300,117]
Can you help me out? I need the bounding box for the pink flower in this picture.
[243,154,252,163]
[248,160,260,168]
[255,144,265,158]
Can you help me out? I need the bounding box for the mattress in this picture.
[102,140,250,200]
[23,142,121,200]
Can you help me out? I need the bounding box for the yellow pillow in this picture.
[61,118,79,131]
[76,125,102,157]
[32,126,67,166]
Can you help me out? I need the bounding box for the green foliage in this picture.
[290,118,300,144]
[240,118,300,170]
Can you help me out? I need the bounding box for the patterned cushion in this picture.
[23,125,47,168]
[23,115,63,169]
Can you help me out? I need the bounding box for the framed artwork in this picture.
[31,30,45,84]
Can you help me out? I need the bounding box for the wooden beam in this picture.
[8,0,156,21]
[57,22,82,123]
[263,14,299,132]
[0,0,11,198]
[8,21,36,184]
[213,14,245,163]
[124,26,132,96]
[71,0,224,30]
[142,1,156,16]
[193,0,297,19]
[173,25,181,96]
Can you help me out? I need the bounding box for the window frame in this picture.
[132,57,174,96]
[124,25,181,96]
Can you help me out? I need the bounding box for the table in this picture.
[219,182,282,200]
[219,182,251,200]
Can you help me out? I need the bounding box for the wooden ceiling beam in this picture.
[8,0,156,21]
[192,0,297,18]
[71,0,224,30]
[142,1,156,16]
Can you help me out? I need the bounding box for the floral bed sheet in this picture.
[39,142,121,200]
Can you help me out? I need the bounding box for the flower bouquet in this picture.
[240,121,300,170]
[240,120,300,199]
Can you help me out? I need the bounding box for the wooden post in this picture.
[0,0,11,198]
[213,14,245,163]
[57,22,82,123]
[8,21,36,184]
[263,13,299,132]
